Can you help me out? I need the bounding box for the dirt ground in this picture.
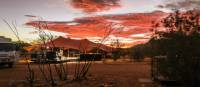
[0,59,152,87]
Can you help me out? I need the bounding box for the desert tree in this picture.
[149,9,200,87]
[129,44,146,61]
[110,38,123,61]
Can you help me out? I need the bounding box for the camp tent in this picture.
[28,36,112,53]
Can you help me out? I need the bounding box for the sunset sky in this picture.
[0,0,171,47]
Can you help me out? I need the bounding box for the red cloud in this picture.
[69,0,120,13]
[26,11,167,47]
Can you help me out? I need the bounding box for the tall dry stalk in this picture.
[40,21,68,80]
[2,19,36,86]
[73,22,124,80]
[36,22,57,86]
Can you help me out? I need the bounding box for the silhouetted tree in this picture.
[110,39,123,61]
[129,44,146,61]
[149,9,200,87]
[13,41,31,56]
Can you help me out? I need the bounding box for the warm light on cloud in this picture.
[130,33,152,39]
[26,11,167,47]
[68,0,121,13]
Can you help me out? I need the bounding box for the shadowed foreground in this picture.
[0,61,151,87]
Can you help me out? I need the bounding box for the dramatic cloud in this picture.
[159,0,200,10]
[26,11,167,47]
[29,31,38,34]
[69,0,121,13]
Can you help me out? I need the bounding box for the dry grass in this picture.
[0,59,152,87]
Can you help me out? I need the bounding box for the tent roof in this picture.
[39,36,112,52]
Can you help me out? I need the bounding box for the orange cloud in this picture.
[26,11,167,47]
[69,0,120,13]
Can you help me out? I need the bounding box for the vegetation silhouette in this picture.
[147,10,200,87]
